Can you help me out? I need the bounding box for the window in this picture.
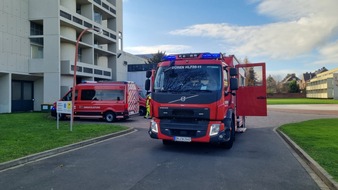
[81,89,124,101]
[62,90,78,101]
[30,38,44,59]
[94,53,99,65]
[60,10,71,20]
[78,48,82,62]
[94,12,102,24]
[154,65,221,92]
[244,66,263,86]
[30,21,43,35]
[76,4,81,14]
[12,82,21,100]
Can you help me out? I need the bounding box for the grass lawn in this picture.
[0,112,128,163]
[279,118,338,181]
[268,98,338,105]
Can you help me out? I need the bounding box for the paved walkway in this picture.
[270,104,338,189]
[268,104,338,115]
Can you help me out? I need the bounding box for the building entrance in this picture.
[12,81,34,112]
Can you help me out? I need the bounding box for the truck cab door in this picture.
[235,63,267,116]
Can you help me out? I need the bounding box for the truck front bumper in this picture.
[148,119,231,143]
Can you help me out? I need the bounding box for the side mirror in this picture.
[230,68,238,77]
[145,79,151,91]
[230,78,238,90]
[146,70,152,78]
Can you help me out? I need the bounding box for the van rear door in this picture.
[127,82,139,115]
[235,63,267,116]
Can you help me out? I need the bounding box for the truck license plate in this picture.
[174,136,191,142]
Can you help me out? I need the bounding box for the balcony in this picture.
[61,60,112,79]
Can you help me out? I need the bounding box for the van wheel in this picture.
[104,111,116,122]
[139,106,146,116]
[58,113,66,120]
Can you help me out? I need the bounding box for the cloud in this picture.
[124,44,191,54]
[312,40,338,65]
[169,0,338,63]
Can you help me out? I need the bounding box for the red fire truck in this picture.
[51,81,139,122]
[145,53,267,149]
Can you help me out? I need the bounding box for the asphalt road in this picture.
[0,110,335,190]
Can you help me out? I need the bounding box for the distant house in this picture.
[300,67,328,90]
[300,72,316,90]
[281,73,300,84]
[279,73,301,93]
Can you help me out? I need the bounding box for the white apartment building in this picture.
[0,0,124,113]
[306,68,338,99]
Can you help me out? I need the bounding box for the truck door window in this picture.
[223,69,228,89]
[244,66,263,86]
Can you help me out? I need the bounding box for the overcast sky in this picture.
[123,0,338,78]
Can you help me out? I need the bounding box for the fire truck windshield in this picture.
[154,65,222,93]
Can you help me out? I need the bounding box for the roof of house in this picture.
[281,73,300,83]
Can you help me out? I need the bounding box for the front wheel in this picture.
[162,140,173,145]
[139,106,146,116]
[104,111,116,122]
[220,118,235,149]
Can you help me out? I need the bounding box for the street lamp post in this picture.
[70,27,102,131]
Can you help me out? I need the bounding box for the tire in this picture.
[162,140,172,145]
[104,111,116,122]
[58,113,66,120]
[220,118,235,149]
[139,106,146,116]
[241,116,246,128]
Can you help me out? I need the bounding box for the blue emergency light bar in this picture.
[162,53,222,61]
[201,53,222,59]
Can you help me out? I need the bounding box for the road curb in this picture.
[276,129,338,190]
[0,128,136,172]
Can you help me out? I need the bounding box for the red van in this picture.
[51,81,139,122]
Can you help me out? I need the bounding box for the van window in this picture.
[81,89,124,101]
[63,90,77,101]
[81,90,96,100]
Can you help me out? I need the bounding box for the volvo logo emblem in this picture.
[180,96,186,102]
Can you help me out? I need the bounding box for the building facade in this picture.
[306,68,338,99]
[0,0,123,113]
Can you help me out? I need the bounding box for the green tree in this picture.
[242,57,256,86]
[267,75,277,93]
[145,51,166,64]
[288,80,300,93]
[245,67,257,86]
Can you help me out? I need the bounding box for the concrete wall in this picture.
[0,0,123,113]
[334,73,338,100]
[0,0,30,73]
[0,73,11,113]
[29,0,61,105]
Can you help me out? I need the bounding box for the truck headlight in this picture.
[150,120,158,133]
[210,124,220,136]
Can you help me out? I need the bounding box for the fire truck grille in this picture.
[158,107,210,119]
[171,129,196,137]
[159,119,208,138]
[172,109,194,117]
